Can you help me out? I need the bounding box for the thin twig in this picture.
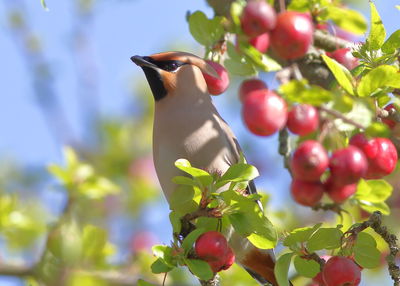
[278,128,292,175]
[319,106,365,130]
[200,275,220,286]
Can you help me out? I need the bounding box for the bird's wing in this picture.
[216,115,259,196]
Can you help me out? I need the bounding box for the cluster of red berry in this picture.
[240,1,313,60]
[194,231,235,273]
[290,133,397,207]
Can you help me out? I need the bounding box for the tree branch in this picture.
[0,264,34,277]
[313,29,352,52]
[345,211,400,286]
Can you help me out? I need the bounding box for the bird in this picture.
[131,51,280,285]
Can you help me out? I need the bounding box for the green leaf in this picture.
[288,0,309,12]
[382,30,400,54]
[359,201,390,215]
[367,2,386,50]
[355,179,393,203]
[172,176,198,187]
[138,279,158,286]
[185,259,213,280]
[40,0,49,11]
[181,228,206,254]
[175,159,213,187]
[239,43,281,72]
[283,224,322,247]
[325,6,367,35]
[169,185,197,213]
[279,79,333,106]
[293,255,320,278]
[307,228,343,252]
[169,211,182,234]
[321,54,354,95]
[222,191,277,248]
[225,42,257,76]
[81,225,112,265]
[189,11,224,47]
[151,258,173,274]
[229,213,254,236]
[357,65,400,97]
[274,252,294,286]
[216,163,259,189]
[152,245,172,260]
[365,122,390,138]
[247,214,277,249]
[300,86,333,106]
[230,2,245,31]
[354,232,381,269]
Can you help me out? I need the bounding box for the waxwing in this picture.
[131,51,285,285]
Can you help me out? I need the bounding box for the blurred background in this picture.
[0,0,399,285]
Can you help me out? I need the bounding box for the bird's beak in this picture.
[130,55,158,69]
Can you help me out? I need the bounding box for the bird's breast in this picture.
[153,108,234,200]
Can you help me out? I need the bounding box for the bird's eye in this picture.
[168,62,178,71]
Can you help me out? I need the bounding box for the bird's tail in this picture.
[239,247,293,286]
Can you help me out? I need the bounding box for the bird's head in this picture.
[131,51,219,101]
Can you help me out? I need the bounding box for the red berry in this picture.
[239,78,267,102]
[221,247,235,270]
[324,177,357,203]
[287,104,319,136]
[329,146,367,186]
[326,48,358,70]
[241,0,277,37]
[349,134,398,179]
[242,89,287,136]
[270,12,314,60]
[312,256,332,285]
[322,256,361,286]
[203,60,230,95]
[195,231,228,260]
[291,140,329,181]
[291,179,324,206]
[249,32,270,53]
[195,231,233,272]
[382,104,398,129]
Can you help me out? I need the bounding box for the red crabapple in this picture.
[242,89,287,136]
[239,78,267,102]
[329,146,367,186]
[270,11,314,60]
[291,140,329,181]
[291,179,324,206]
[241,0,277,37]
[202,60,230,95]
[287,104,319,136]
[349,134,398,179]
[322,256,361,286]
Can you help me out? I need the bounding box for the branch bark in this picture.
[345,211,400,286]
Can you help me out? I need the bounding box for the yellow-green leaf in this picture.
[322,55,354,95]
[367,2,386,50]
